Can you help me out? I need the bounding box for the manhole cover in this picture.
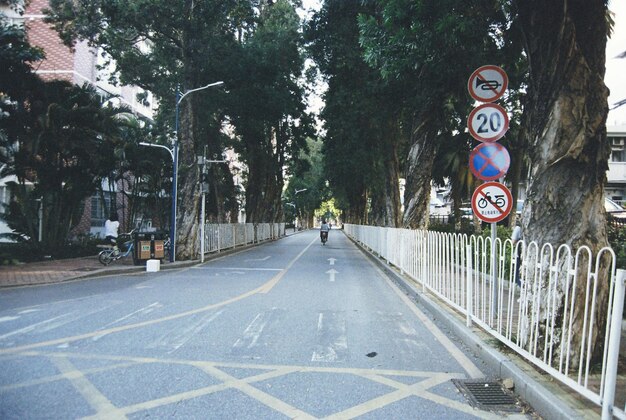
[452,380,521,412]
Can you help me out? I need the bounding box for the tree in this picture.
[359,0,510,229]
[306,0,404,226]
[229,0,312,223]
[45,0,244,259]
[516,0,612,366]
[1,81,131,253]
[284,138,327,227]
[0,8,44,143]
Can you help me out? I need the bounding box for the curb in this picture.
[351,237,585,420]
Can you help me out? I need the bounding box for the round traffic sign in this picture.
[471,182,513,223]
[468,65,508,103]
[469,142,510,181]
[467,103,509,142]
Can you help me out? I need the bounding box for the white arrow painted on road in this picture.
[328,258,336,266]
[326,269,338,282]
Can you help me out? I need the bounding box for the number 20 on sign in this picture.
[468,103,509,143]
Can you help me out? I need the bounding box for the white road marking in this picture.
[0,316,19,323]
[328,258,336,265]
[93,302,163,340]
[148,310,223,353]
[233,312,270,350]
[245,256,271,262]
[326,269,338,282]
[0,314,70,340]
[312,312,348,362]
[18,309,40,314]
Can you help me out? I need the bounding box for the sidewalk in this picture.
[0,230,303,288]
[0,255,191,288]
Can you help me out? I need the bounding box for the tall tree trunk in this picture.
[403,117,437,229]
[518,0,611,367]
[175,98,202,260]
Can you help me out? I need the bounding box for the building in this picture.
[607,125,626,206]
[0,1,157,240]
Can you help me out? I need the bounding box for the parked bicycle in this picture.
[98,230,136,266]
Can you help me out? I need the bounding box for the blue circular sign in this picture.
[469,142,510,181]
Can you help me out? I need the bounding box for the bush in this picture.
[0,234,101,265]
[607,224,626,269]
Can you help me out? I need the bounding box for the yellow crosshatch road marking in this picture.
[1,350,498,419]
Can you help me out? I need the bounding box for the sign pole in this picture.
[491,221,498,320]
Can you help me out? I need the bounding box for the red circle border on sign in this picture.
[468,65,508,103]
[467,103,510,143]
[471,182,513,223]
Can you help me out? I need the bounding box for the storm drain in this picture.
[452,380,521,412]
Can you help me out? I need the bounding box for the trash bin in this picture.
[134,232,167,265]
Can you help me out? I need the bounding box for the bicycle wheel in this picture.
[98,250,113,265]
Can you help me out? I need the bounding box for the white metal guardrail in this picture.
[202,223,285,255]
[344,224,625,419]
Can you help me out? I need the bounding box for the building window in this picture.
[91,193,113,227]
[611,148,625,163]
[610,136,625,162]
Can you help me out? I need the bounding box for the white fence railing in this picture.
[202,223,285,255]
[344,224,625,419]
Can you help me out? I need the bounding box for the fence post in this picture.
[217,226,221,253]
[601,269,625,420]
[466,242,473,327]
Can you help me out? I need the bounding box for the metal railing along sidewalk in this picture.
[345,224,625,419]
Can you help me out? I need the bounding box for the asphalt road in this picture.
[0,230,531,419]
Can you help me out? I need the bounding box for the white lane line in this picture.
[233,312,270,350]
[93,302,163,339]
[146,310,223,353]
[367,258,484,379]
[245,256,271,262]
[18,309,40,315]
[0,314,70,340]
[0,316,20,323]
[311,311,348,363]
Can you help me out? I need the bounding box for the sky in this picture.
[301,0,626,127]
[606,0,626,126]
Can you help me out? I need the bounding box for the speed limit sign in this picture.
[467,103,509,143]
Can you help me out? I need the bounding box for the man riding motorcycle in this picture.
[320,219,330,244]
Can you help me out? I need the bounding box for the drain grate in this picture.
[452,380,521,412]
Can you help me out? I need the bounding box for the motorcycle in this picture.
[320,231,328,245]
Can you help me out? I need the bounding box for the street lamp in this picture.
[294,188,307,230]
[141,80,223,262]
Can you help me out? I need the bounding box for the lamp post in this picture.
[285,202,296,232]
[294,188,307,230]
[141,81,223,262]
